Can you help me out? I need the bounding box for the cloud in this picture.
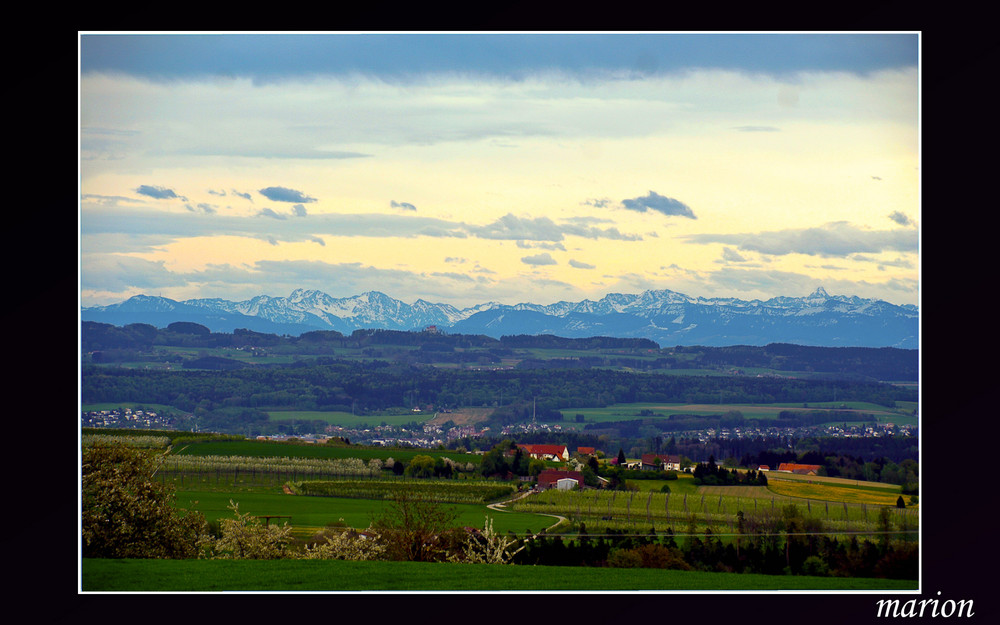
[721,247,747,262]
[888,211,913,226]
[391,200,417,211]
[79,254,180,292]
[521,252,557,266]
[569,259,595,269]
[517,240,566,251]
[470,213,642,242]
[258,208,287,220]
[136,185,186,201]
[621,191,696,219]
[471,214,566,241]
[232,190,253,202]
[258,186,316,203]
[292,204,308,217]
[685,221,918,257]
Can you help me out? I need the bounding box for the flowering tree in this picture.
[81,442,209,558]
[205,501,294,559]
[300,527,387,560]
[452,516,524,565]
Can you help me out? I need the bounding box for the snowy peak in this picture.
[82,286,918,348]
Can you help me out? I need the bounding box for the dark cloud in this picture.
[258,186,316,203]
[888,211,912,226]
[521,252,557,266]
[569,259,595,269]
[391,200,417,211]
[232,190,253,202]
[621,191,696,219]
[136,185,185,201]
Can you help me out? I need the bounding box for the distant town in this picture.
[82,407,916,453]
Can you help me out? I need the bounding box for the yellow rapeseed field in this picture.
[765,479,905,507]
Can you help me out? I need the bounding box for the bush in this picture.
[203,501,294,559]
[801,555,830,577]
[82,442,209,559]
[607,548,643,568]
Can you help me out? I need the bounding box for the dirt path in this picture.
[488,490,567,534]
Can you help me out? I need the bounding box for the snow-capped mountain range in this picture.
[81,287,919,348]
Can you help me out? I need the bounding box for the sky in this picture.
[79,32,920,310]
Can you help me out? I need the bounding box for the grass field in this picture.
[562,401,915,426]
[170,439,483,465]
[174,489,549,539]
[266,410,426,427]
[80,558,918,592]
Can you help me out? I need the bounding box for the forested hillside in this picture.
[81,321,918,380]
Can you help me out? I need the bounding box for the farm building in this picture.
[577,446,596,456]
[516,444,570,462]
[776,462,822,475]
[640,453,682,471]
[536,468,584,490]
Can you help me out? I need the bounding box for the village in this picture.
[82,407,915,455]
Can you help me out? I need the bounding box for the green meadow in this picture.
[174,489,547,538]
[170,439,483,465]
[561,401,916,427]
[81,558,918,592]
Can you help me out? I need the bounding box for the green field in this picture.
[80,557,917,591]
[266,410,424,427]
[171,439,482,465]
[174,489,548,538]
[560,401,916,427]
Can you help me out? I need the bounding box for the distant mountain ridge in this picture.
[81,286,919,348]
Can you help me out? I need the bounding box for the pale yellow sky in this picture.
[80,34,919,309]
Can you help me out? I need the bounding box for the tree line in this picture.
[82,360,915,421]
[513,509,917,579]
[82,321,917,380]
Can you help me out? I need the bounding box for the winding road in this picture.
[487,489,567,534]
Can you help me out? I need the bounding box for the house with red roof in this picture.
[641,453,682,471]
[776,462,822,475]
[516,444,569,462]
[536,468,584,490]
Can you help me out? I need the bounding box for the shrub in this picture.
[801,555,830,577]
[607,548,643,568]
[82,442,209,559]
[204,501,294,559]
